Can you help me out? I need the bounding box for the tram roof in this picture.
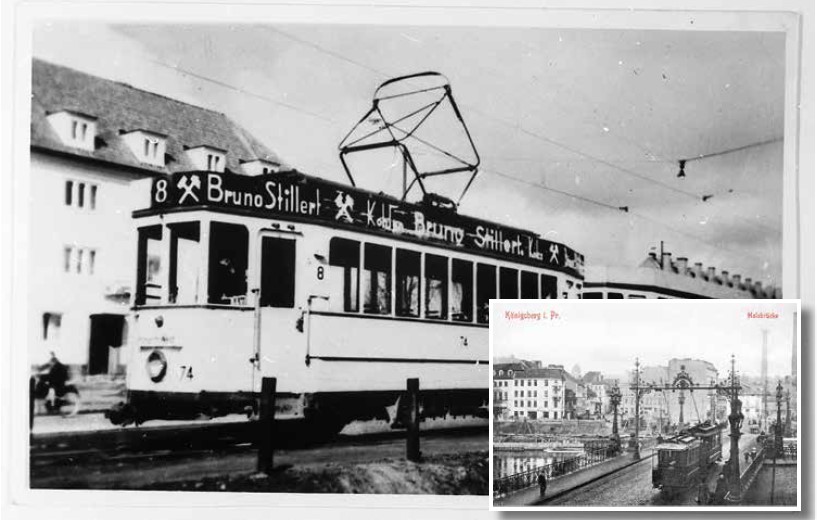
[135,169,586,278]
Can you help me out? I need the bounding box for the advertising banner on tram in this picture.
[147,171,585,277]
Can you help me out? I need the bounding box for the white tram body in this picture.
[114,170,585,429]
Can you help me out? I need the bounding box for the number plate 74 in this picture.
[178,365,194,380]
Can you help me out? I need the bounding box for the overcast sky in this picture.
[33,20,785,285]
[491,300,798,380]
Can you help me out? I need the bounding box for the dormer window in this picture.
[186,145,227,172]
[122,129,167,167]
[241,159,281,176]
[46,110,97,151]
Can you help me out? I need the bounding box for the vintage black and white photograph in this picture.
[9,3,804,505]
[490,299,800,510]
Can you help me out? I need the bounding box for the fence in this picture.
[493,443,620,499]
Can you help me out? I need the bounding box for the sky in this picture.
[491,300,798,380]
[32,21,786,286]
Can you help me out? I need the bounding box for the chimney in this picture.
[661,252,672,270]
[694,262,704,278]
[732,274,741,287]
[676,257,689,275]
[707,266,716,281]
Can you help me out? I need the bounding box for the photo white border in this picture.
[2,1,813,519]
[488,298,802,512]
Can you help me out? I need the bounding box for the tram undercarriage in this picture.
[107,388,488,439]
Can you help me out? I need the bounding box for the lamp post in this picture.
[723,355,744,503]
[610,380,622,451]
[770,380,783,504]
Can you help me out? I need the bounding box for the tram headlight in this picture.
[146,349,168,383]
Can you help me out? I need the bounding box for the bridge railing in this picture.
[493,444,620,499]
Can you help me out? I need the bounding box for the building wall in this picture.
[28,152,150,370]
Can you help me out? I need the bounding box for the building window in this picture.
[63,246,73,273]
[396,249,420,317]
[451,259,473,322]
[329,237,360,312]
[476,263,496,324]
[500,267,519,299]
[90,185,97,209]
[425,254,448,319]
[42,312,62,341]
[76,248,84,273]
[64,181,73,206]
[363,243,392,315]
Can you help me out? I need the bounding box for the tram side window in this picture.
[583,292,603,299]
[521,271,538,299]
[168,222,201,305]
[607,292,624,299]
[500,267,519,299]
[476,263,497,324]
[136,225,163,305]
[541,274,557,299]
[208,222,249,305]
[363,243,392,315]
[396,249,420,317]
[451,259,473,322]
[425,254,448,320]
[329,238,360,312]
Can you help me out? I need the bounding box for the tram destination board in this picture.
[143,170,585,278]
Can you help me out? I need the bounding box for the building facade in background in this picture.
[29,59,283,375]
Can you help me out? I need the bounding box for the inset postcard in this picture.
[489,299,800,511]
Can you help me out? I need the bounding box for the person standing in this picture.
[537,471,547,498]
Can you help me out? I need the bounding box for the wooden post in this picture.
[406,378,421,462]
[29,376,35,429]
[256,377,276,473]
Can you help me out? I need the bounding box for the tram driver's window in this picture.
[168,222,201,305]
[329,237,360,312]
[363,243,391,315]
[451,259,473,322]
[500,267,519,299]
[476,263,496,324]
[396,249,420,317]
[425,254,448,320]
[208,222,249,305]
[136,225,163,305]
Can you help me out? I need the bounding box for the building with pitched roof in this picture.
[29,59,284,374]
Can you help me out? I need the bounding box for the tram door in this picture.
[255,234,298,391]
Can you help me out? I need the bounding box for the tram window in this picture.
[363,243,391,315]
[260,236,296,308]
[540,274,557,299]
[521,271,538,299]
[396,249,420,317]
[583,292,603,299]
[329,237,360,312]
[628,294,646,299]
[476,263,496,324]
[168,222,201,305]
[208,222,249,305]
[136,225,163,305]
[425,254,448,320]
[607,292,624,299]
[451,259,473,322]
[500,267,519,299]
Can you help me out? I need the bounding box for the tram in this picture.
[652,421,723,495]
[107,168,585,433]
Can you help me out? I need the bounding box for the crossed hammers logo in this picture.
[177,175,201,203]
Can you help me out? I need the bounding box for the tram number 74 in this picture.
[178,365,194,380]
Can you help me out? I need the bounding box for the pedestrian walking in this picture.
[537,472,547,498]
